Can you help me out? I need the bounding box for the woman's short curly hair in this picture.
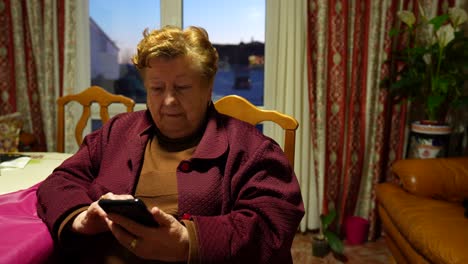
[132,25,218,81]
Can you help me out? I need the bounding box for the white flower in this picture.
[449,7,468,29]
[398,10,416,27]
[436,24,455,49]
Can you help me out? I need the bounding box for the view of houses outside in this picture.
[210,42,264,105]
[89,0,264,105]
[90,18,147,103]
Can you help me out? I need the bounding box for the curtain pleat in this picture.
[0,0,17,113]
[41,0,60,152]
[265,0,315,232]
[339,0,370,229]
[62,0,80,154]
[323,0,348,218]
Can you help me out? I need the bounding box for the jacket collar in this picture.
[192,103,228,160]
[126,110,154,176]
[133,105,228,161]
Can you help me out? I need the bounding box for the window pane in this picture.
[89,0,160,103]
[183,0,265,105]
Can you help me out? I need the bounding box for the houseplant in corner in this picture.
[312,206,345,260]
[382,4,468,158]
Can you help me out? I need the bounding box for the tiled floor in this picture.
[291,232,392,263]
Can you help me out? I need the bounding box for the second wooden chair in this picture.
[214,95,299,167]
[56,86,135,152]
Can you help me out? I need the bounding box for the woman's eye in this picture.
[176,85,191,91]
[150,87,163,93]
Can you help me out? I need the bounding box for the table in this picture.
[0,152,72,264]
[0,152,72,195]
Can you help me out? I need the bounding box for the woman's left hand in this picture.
[105,206,189,262]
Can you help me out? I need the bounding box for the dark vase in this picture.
[312,237,330,257]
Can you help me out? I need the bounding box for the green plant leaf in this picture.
[321,210,336,230]
[389,28,400,37]
[432,76,451,94]
[427,95,445,106]
[429,14,449,31]
[426,94,446,120]
[324,230,344,254]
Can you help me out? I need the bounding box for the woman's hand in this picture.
[71,192,133,235]
[106,206,189,262]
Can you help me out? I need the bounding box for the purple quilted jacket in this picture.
[37,106,304,263]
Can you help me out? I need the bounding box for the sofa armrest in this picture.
[392,157,468,202]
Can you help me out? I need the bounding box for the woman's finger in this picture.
[105,217,139,251]
[99,192,134,200]
[89,200,107,217]
[99,192,114,200]
[150,207,175,227]
[106,213,147,235]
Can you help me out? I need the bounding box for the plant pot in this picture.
[345,216,369,245]
[408,120,452,159]
[312,236,330,258]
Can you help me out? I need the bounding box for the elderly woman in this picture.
[37,26,304,263]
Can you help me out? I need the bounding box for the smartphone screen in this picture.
[98,198,159,227]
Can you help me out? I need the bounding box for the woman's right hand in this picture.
[71,201,108,235]
[71,192,134,235]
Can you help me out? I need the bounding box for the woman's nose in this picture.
[163,90,177,105]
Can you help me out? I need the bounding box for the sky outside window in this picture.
[183,0,265,44]
[89,0,160,63]
[90,0,264,61]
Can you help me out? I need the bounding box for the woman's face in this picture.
[143,56,212,139]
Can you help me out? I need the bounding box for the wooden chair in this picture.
[214,95,299,167]
[57,86,135,152]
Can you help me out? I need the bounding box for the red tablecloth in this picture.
[0,182,54,264]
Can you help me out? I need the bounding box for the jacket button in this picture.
[180,161,191,172]
[181,213,192,220]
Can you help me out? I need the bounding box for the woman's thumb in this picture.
[151,206,174,226]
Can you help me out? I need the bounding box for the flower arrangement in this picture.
[383,4,468,122]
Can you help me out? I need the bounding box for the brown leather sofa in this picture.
[376,157,468,264]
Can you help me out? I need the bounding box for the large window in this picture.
[89,0,160,103]
[89,0,265,106]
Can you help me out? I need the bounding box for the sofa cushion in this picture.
[392,157,468,202]
[0,112,23,152]
[377,183,468,264]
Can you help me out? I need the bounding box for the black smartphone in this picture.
[98,198,159,227]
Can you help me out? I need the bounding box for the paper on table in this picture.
[0,157,32,169]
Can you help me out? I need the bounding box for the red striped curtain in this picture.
[0,0,68,151]
[307,0,408,240]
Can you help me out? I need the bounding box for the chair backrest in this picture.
[214,95,299,167]
[57,86,135,152]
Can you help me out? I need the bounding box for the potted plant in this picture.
[382,4,468,158]
[312,207,345,259]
